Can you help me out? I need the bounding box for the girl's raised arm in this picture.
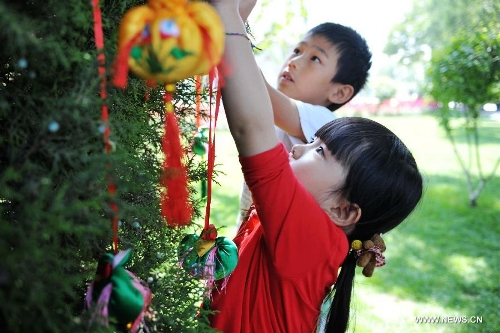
[212,0,278,157]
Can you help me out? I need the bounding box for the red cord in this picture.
[203,70,222,231]
[92,0,119,253]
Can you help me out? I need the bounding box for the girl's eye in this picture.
[292,48,300,55]
[315,146,325,156]
[311,56,321,63]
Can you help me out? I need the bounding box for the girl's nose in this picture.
[290,144,305,159]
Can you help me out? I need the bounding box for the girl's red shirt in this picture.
[209,143,348,333]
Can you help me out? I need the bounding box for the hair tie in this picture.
[350,234,386,277]
[355,246,386,267]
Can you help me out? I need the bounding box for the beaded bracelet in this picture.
[225,32,262,51]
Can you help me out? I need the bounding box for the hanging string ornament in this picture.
[112,0,238,294]
[87,2,151,332]
[86,249,152,332]
[112,0,225,226]
[178,77,238,296]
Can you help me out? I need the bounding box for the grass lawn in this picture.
[204,113,500,333]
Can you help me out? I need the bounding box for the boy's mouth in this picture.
[280,72,294,82]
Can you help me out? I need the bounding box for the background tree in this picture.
[426,26,500,206]
[0,1,217,332]
[384,0,499,64]
[385,0,500,206]
[372,76,397,115]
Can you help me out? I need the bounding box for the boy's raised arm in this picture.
[265,80,305,141]
[239,0,305,142]
[213,0,278,157]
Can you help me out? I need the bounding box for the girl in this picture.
[208,0,423,332]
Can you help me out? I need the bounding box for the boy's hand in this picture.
[239,0,257,21]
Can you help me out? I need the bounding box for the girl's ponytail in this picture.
[316,117,423,333]
[324,252,357,333]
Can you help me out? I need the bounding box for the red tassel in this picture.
[160,87,192,226]
[112,32,142,89]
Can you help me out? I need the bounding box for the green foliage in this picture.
[249,0,308,62]
[372,76,397,103]
[0,1,217,332]
[385,0,500,64]
[424,23,500,206]
[427,28,500,112]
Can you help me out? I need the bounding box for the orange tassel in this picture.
[160,84,192,226]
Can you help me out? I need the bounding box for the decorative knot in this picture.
[200,223,217,241]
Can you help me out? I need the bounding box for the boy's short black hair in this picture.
[308,23,372,111]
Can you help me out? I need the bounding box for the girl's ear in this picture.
[328,202,361,232]
[328,83,354,105]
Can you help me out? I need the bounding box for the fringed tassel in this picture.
[96,283,113,321]
[202,246,218,293]
[127,271,152,333]
[160,84,193,226]
[86,282,113,328]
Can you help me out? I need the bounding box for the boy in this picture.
[238,3,372,223]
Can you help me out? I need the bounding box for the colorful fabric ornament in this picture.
[86,249,152,332]
[112,0,225,226]
[178,224,238,290]
[113,0,224,87]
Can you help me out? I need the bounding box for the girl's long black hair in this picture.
[315,117,423,333]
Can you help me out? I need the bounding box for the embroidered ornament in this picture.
[112,0,225,226]
[86,249,152,332]
[178,224,238,289]
[113,0,224,87]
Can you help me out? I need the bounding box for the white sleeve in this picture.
[295,100,337,143]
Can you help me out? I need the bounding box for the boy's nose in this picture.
[288,55,302,69]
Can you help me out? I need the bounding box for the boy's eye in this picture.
[292,48,300,55]
[311,56,321,63]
